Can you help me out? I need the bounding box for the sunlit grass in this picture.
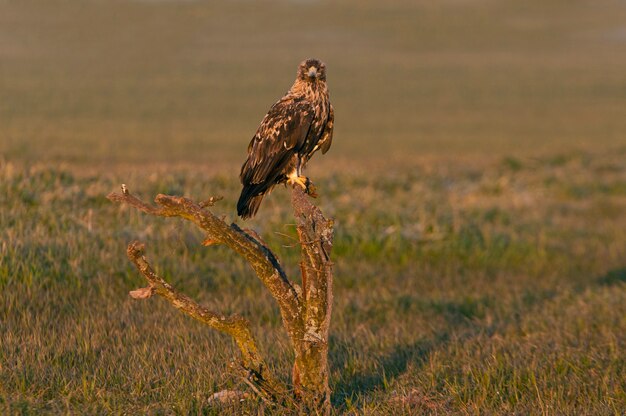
[2,148,625,413]
[2,0,626,413]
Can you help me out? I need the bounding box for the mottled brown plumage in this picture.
[237,58,334,219]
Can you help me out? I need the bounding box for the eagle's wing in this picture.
[241,98,314,186]
[319,104,334,154]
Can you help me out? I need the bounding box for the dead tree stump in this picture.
[108,185,334,414]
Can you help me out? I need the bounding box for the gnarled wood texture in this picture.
[108,186,333,414]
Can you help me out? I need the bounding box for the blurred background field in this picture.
[1,0,625,414]
[2,0,626,166]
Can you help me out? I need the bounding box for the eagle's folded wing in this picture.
[241,99,314,186]
[319,104,334,155]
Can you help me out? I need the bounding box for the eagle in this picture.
[237,58,334,219]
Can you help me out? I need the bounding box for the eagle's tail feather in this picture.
[237,186,265,219]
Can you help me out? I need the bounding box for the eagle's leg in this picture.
[297,159,318,197]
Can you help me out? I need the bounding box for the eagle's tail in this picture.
[237,186,266,219]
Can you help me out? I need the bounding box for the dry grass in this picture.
[1,0,626,414]
[2,150,625,414]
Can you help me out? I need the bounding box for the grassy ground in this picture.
[1,0,626,414]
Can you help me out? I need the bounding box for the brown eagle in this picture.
[237,58,334,219]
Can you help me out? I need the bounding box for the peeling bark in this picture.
[108,185,334,414]
[290,188,334,411]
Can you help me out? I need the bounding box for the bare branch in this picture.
[199,196,223,208]
[290,186,334,410]
[125,241,284,401]
[129,285,155,299]
[292,187,334,341]
[110,184,335,414]
[108,188,305,342]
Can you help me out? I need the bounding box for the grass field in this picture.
[1,0,626,414]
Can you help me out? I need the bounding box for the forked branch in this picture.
[125,241,283,401]
[108,190,304,342]
[109,186,334,414]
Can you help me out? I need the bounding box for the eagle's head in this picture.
[297,58,326,82]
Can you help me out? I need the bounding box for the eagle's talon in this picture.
[305,180,318,198]
[287,175,309,191]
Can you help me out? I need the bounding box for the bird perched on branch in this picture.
[237,58,334,219]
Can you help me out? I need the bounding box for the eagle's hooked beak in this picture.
[307,66,318,79]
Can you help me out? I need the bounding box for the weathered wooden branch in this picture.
[125,241,283,401]
[291,189,334,410]
[108,191,304,342]
[108,185,334,414]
